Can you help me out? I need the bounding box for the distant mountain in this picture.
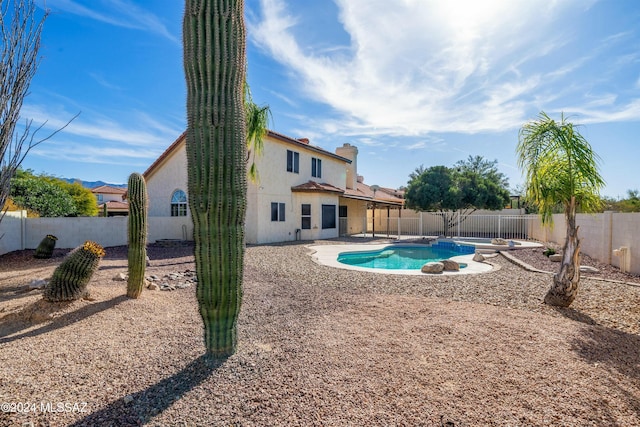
[64,178,127,189]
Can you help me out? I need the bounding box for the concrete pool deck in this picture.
[307,239,543,276]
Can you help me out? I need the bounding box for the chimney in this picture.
[335,143,358,190]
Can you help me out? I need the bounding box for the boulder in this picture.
[441,259,460,271]
[147,283,160,291]
[421,262,444,274]
[491,238,508,246]
[113,272,127,281]
[473,252,485,262]
[549,254,563,262]
[28,278,48,290]
[580,265,599,273]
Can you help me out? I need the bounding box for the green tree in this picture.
[9,170,97,216]
[183,0,247,359]
[245,82,271,183]
[617,190,640,212]
[517,111,604,307]
[601,190,640,212]
[10,170,77,217]
[58,180,98,216]
[404,157,510,237]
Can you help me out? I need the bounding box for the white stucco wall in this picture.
[528,212,640,274]
[146,140,190,218]
[25,216,128,249]
[144,134,349,244]
[247,137,347,243]
[96,192,125,203]
[339,198,368,235]
[0,211,26,254]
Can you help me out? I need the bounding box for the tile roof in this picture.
[144,129,351,180]
[343,181,404,206]
[143,130,187,180]
[99,201,129,210]
[92,185,127,195]
[291,181,345,194]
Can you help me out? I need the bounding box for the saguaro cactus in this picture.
[34,234,57,259]
[43,241,105,302]
[183,0,247,359]
[126,172,148,298]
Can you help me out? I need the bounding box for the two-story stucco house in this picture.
[143,130,403,244]
[91,185,128,216]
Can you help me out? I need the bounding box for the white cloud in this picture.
[250,0,639,140]
[18,102,182,168]
[571,99,640,124]
[44,0,178,43]
[89,73,123,91]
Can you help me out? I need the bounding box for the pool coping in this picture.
[307,242,496,276]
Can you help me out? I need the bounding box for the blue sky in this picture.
[19,0,640,198]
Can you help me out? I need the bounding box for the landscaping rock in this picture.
[421,262,444,274]
[113,272,127,281]
[491,238,508,246]
[144,270,196,291]
[549,254,563,262]
[441,259,460,271]
[473,252,485,262]
[580,265,599,273]
[28,279,48,290]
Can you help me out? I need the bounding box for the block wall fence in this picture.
[0,211,192,255]
[1,210,638,275]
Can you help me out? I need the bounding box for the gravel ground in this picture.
[0,239,639,426]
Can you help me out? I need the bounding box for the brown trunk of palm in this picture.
[544,197,581,307]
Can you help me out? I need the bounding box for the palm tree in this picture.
[183,0,247,359]
[245,83,271,182]
[517,111,604,307]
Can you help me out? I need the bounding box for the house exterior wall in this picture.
[146,141,190,218]
[145,134,348,244]
[338,198,368,235]
[247,136,346,243]
[96,192,124,203]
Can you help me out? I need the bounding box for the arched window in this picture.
[171,190,187,216]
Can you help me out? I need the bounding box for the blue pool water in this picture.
[337,242,474,270]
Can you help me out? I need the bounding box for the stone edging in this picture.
[499,251,640,288]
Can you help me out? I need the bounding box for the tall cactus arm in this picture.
[183,0,247,359]
[126,172,149,299]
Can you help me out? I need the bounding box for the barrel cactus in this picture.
[34,234,58,259]
[183,0,247,359]
[43,241,105,302]
[126,173,148,298]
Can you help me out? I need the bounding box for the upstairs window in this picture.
[171,190,188,216]
[287,150,299,173]
[312,158,322,178]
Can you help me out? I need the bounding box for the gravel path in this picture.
[1,239,639,426]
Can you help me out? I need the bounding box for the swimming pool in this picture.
[337,242,474,270]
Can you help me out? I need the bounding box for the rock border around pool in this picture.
[307,243,495,276]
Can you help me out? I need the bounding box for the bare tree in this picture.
[0,0,76,224]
